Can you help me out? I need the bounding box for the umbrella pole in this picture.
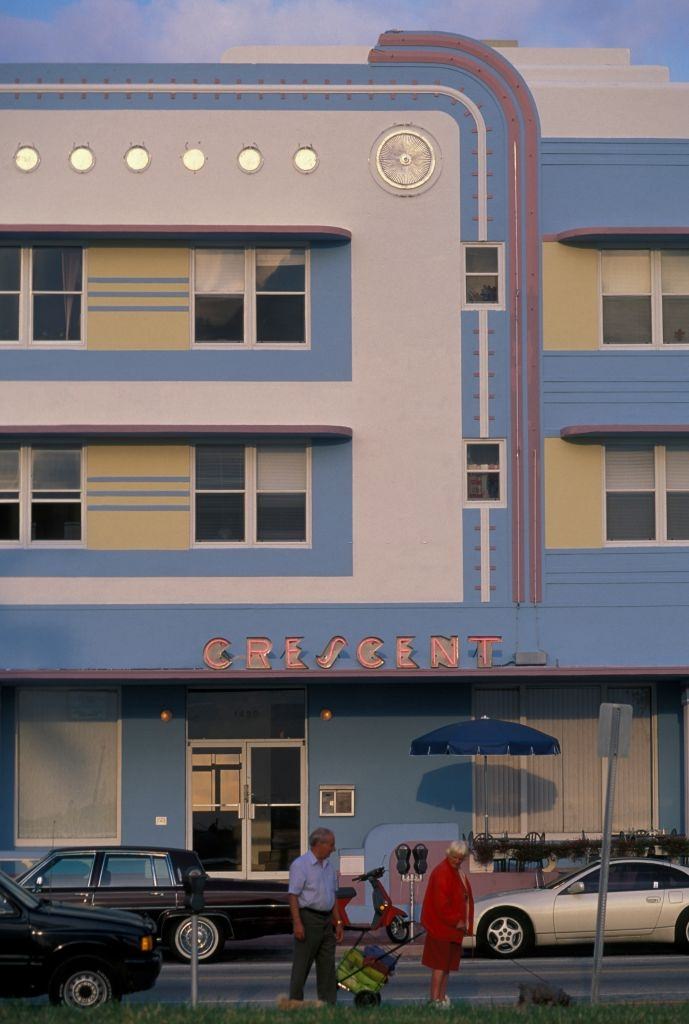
[483,754,489,837]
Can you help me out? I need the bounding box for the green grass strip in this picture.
[1,1005,689,1024]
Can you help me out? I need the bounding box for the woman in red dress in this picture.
[420,840,474,1008]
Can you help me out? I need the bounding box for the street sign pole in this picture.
[591,703,632,1005]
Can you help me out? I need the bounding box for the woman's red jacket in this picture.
[420,858,475,941]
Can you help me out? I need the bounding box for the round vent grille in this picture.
[376,130,435,189]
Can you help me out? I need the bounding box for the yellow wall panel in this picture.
[544,438,603,549]
[87,311,189,350]
[543,242,599,350]
[87,247,190,350]
[86,446,190,550]
[88,247,189,278]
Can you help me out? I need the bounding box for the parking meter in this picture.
[412,844,428,876]
[395,843,411,876]
[183,867,207,1007]
[183,867,207,913]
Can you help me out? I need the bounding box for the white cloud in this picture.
[0,0,686,81]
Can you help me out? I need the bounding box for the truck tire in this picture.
[48,960,117,1007]
[171,915,223,962]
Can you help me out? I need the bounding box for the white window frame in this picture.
[0,445,85,548]
[599,249,689,349]
[14,686,121,847]
[604,445,689,546]
[0,246,86,348]
[191,247,311,349]
[192,443,312,547]
[319,785,355,817]
[460,242,505,311]
[462,438,507,508]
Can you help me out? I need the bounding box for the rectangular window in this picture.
[463,440,505,505]
[320,786,355,817]
[16,688,119,843]
[0,447,83,545]
[0,247,20,341]
[605,446,689,543]
[194,445,308,544]
[461,243,504,308]
[0,246,83,346]
[601,250,689,346]
[194,248,307,346]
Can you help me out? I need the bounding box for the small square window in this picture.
[462,244,503,308]
[320,786,355,817]
[464,440,505,505]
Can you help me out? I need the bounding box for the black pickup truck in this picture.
[0,869,160,1007]
[18,846,292,962]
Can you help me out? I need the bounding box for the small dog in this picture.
[517,981,571,1008]
[276,995,325,1010]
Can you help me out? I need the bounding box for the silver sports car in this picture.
[473,858,689,957]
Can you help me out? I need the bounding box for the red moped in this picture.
[336,866,410,942]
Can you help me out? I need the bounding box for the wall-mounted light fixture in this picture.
[320,708,333,721]
[160,709,173,723]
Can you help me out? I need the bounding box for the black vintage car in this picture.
[18,846,292,962]
[0,869,161,1007]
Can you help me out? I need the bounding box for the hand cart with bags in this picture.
[336,931,420,1008]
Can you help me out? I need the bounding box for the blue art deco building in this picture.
[1,31,689,887]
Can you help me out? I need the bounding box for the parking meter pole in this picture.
[408,878,415,940]
[591,706,621,1006]
[191,912,199,1007]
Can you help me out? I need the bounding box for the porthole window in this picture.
[69,146,95,174]
[370,126,440,195]
[293,146,318,174]
[182,148,205,172]
[14,146,40,173]
[124,145,151,173]
[237,146,263,174]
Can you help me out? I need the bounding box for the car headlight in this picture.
[139,935,154,952]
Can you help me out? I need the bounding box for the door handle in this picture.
[249,804,256,820]
[646,896,661,903]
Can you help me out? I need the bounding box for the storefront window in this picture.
[187,689,305,739]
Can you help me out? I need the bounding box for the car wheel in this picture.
[386,915,410,943]
[675,908,689,952]
[477,908,534,958]
[171,915,223,962]
[49,961,116,1008]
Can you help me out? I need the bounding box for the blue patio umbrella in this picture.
[410,716,561,837]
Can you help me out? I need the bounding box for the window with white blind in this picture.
[601,250,689,346]
[16,688,119,843]
[605,446,689,543]
[473,684,654,835]
[0,246,83,345]
[193,248,307,345]
[194,444,309,544]
[0,446,83,545]
[463,440,506,505]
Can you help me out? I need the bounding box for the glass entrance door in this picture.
[188,740,305,879]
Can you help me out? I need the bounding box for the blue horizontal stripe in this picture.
[87,504,190,511]
[87,476,190,483]
[89,290,189,298]
[87,305,189,312]
[87,490,189,497]
[88,277,189,284]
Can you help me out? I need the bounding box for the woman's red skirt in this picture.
[422,934,463,972]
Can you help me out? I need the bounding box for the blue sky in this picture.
[0,0,687,81]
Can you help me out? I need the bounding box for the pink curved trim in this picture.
[0,424,353,439]
[370,32,542,603]
[547,226,689,244]
[0,224,352,241]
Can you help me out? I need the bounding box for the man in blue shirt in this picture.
[288,827,344,1004]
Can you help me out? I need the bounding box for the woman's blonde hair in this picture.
[446,840,469,859]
